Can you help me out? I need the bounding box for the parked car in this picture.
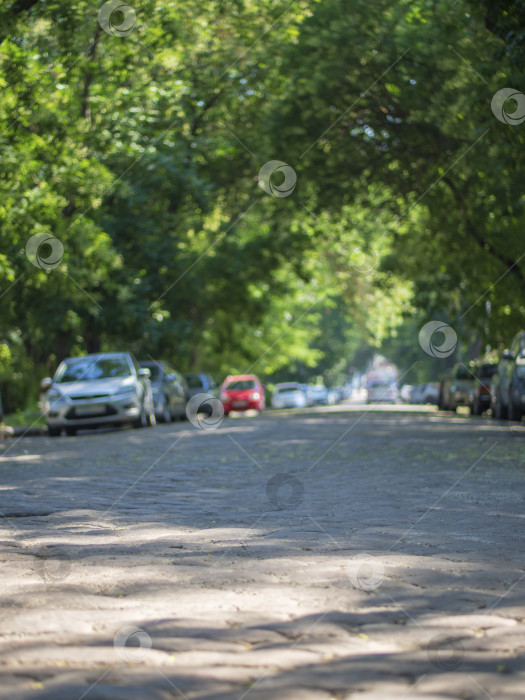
[468,362,497,415]
[491,331,525,421]
[400,384,414,403]
[139,361,188,422]
[412,382,439,405]
[438,364,475,411]
[184,373,218,398]
[221,374,265,415]
[43,352,155,436]
[271,383,307,409]
[366,380,399,403]
[411,384,426,404]
[306,384,329,405]
[327,387,343,405]
[300,383,314,406]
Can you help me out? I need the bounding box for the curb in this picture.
[0,426,47,439]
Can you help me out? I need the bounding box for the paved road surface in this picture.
[1,405,525,699]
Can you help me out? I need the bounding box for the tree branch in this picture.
[81,25,102,120]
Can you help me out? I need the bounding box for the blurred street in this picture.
[1,405,525,699]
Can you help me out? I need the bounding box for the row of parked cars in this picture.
[41,353,348,436]
[271,383,349,409]
[438,331,525,421]
[41,352,268,436]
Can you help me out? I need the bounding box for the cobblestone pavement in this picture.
[1,405,525,700]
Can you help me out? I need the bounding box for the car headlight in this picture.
[47,389,66,403]
[252,392,260,400]
[114,386,137,396]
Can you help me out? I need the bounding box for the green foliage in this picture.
[1,0,524,411]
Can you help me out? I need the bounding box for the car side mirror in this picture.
[502,350,514,361]
[40,377,53,392]
[138,367,151,378]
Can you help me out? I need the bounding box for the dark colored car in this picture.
[468,362,497,415]
[183,373,218,398]
[139,361,188,422]
[438,364,475,411]
[491,332,525,421]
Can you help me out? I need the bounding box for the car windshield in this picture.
[55,357,132,383]
[226,379,255,391]
[275,384,300,393]
[455,367,471,380]
[477,364,497,378]
[185,375,205,388]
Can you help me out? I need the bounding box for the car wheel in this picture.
[133,403,148,429]
[65,427,77,436]
[161,398,171,424]
[508,401,523,422]
[48,426,61,437]
[495,396,508,420]
[146,403,156,427]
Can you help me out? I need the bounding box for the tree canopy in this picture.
[1,0,524,409]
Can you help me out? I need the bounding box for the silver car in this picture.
[271,383,307,409]
[43,352,155,436]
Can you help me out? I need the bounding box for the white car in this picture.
[272,383,307,409]
[367,381,399,403]
[306,384,329,405]
[43,352,155,436]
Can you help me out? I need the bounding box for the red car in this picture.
[221,374,265,415]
